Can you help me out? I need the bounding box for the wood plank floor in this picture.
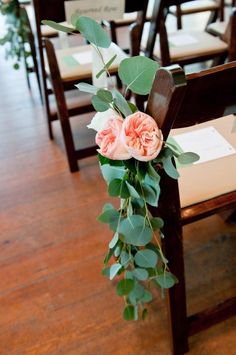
[0,26,236,355]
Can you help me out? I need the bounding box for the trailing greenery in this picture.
[0,0,31,69]
[43,15,199,320]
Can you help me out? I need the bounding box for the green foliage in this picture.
[75,16,111,48]
[41,14,199,322]
[41,20,73,33]
[118,56,159,95]
[0,1,32,69]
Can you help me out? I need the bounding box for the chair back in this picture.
[145,0,236,64]
[43,38,69,122]
[146,61,236,139]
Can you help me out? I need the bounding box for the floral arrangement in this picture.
[0,0,31,69]
[43,16,199,320]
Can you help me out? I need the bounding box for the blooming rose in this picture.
[87,108,119,132]
[96,117,132,160]
[121,112,163,162]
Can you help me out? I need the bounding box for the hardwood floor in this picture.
[0,19,236,355]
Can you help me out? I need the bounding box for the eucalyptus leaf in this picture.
[102,266,110,277]
[150,217,164,230]
[155,272,177,288]
[114,246,121,257]
[119,216,152,246]
[109,232,119,249]
[134,249,158,268]
[116,279,135,296]
[177,152,200,164]
[41,20,74,33]
[108,178,130,198]
[123,305,136,321]
[125,181,140,199]
[128,282,145,303]
[132,268,149,281]
[112,89,132,117]
[97,205,119,224]
[75,82,97,94]
[75,16,111,48]
[141,290,153,303]
[92,95,110,112]
[100,164,126,183]
[118,56,159,95]
[162,155,180,179]
[120,251,131,267]
[109,263,122,280]
[96,54,117,78]
[97,89,113,103]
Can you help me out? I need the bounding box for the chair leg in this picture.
[166,244,189,355]
[176,5,182,30]
[158,177,189,355]
[60,119,79,172]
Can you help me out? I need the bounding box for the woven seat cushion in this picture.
[45,42,128,83]
[169,0,219,15]
[207,21,227,36]
[152,30,228,62]
[171,115,236,208]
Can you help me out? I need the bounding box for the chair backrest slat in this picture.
[146,61,236,139]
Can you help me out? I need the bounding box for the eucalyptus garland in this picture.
[43,15,199,321]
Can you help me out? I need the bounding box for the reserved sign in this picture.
[65,0,125,22]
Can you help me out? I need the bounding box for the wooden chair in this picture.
[168,0,225,30]
[207,1,236,36]
[32,0,130,140]
[144,0,236,68]
[44,38,97,172]
[145,62,236,354]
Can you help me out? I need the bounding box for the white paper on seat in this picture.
[72,51,92,64]
[169,34,199,46]
[172,126,236,164]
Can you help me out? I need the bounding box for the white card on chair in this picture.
[65,0,125,23]
[172,126,236,164]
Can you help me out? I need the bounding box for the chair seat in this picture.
[45,42,128,83]
[171,115,236,208]
[207,21,227,36]
[152,30,228,62]
[169,0,219,15]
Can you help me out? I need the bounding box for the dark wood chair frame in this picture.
[44,38,97,172]
[145,61,236,354]
[169,0,225,30]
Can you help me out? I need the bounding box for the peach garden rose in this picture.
[95,117,132,160]
[121,111,163,162]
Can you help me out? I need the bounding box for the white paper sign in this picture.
[169,34,199,47]
[173,126,236,164]
[65,0,125,23]
[72,51,92,64]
